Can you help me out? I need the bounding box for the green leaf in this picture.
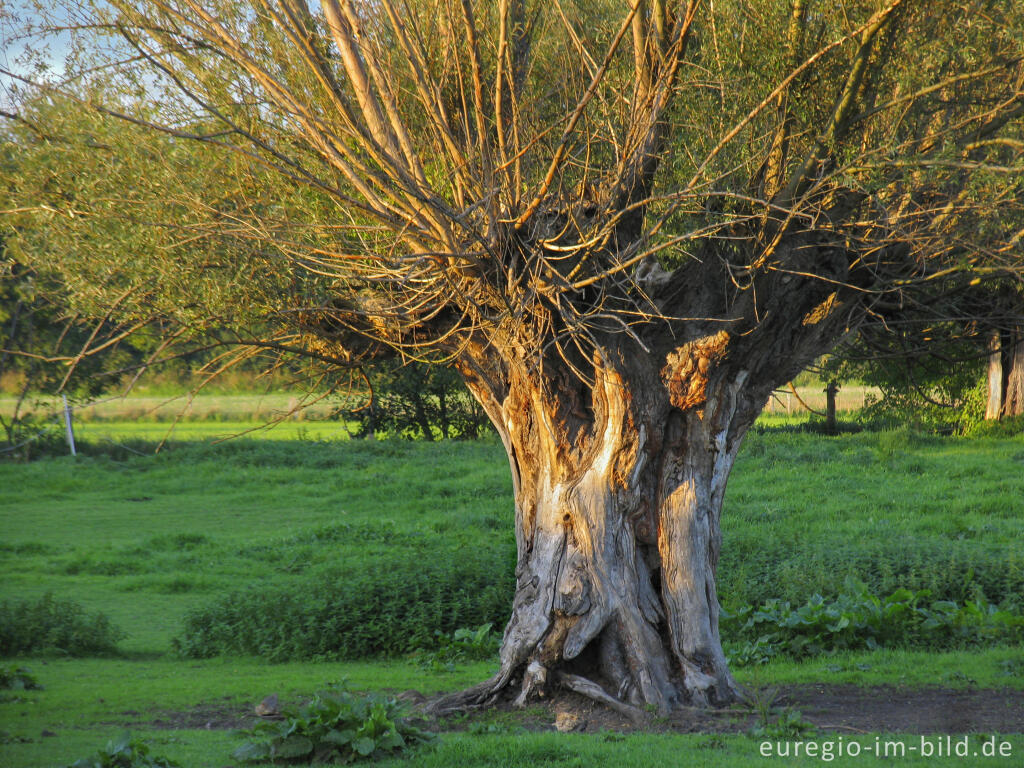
[273,735,315,759]
[378,730,405,750]
[231,741,271,762]
[111,732,134,754]
[353,737,377,756]
[324,729,354,746]
[826,615,850,632]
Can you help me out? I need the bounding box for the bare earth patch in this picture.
[119,686,1024,735]
[441,685,1024,736]
[118,697,251,731]
[774,685,1024,735]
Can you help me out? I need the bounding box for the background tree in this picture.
[823,281,1024,429]
[339,360,492,441]
[2,0,1022,714]
[985,292,1024,420]
[1,87,369,409]
[0,249,152,456]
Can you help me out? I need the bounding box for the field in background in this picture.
[4,385,880,419]
[763,383,876,414]
[1,392,359,444]
[71,419,354,442]
[2,384,878,448]
[1,392,340,423]
[1,426,1022,766]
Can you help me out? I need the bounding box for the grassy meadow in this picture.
[1,396,1022,766]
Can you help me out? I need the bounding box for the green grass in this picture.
[1,424,1022,767]
[10,730,1019,768]
[13,428,1019,644]
[720,429,1024,606]
[2,653,1020,767]
[74,419,356,442]
[379,733,1022,768]
[740,647,1024,689]
[2,430,1021,651]
[1,438,512,654]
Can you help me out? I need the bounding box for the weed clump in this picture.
[0,664,42,690]
[0,593,124,657]
[411,623,501,672]
[64,732,178,768]
[233,683,432,764]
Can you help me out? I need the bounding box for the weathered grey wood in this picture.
[426,341,771,716]
[555,672,646,723]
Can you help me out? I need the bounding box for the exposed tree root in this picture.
[423,673,507,717]
[514,660,549,708]
[554,672,646,724]
[423,688,491,717]
[423,667,747,722]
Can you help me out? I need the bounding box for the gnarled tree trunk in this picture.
[434,338,768,715]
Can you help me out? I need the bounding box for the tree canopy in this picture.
[3,0,1021,380]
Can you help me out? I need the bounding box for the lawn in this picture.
[1,422,1022,766]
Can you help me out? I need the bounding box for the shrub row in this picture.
[174,543,515,661]
[723,579,1024,666]
[177,532,1023,665]
[719,535,1024,609]
[0,594,124,657]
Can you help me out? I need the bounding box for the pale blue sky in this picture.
[1,1,75,106]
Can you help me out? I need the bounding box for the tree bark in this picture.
[411,391,435,441]
[1001,325,1024,419]
[433,339,765,715]
[986,326,1024,420]
[825,381,839,434]
[986,331,1004,420]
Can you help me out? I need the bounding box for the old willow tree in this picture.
[4,0,1024,712]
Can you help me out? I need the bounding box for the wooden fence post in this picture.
[62,393,77,456]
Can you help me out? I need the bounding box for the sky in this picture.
[1,1,81,108]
